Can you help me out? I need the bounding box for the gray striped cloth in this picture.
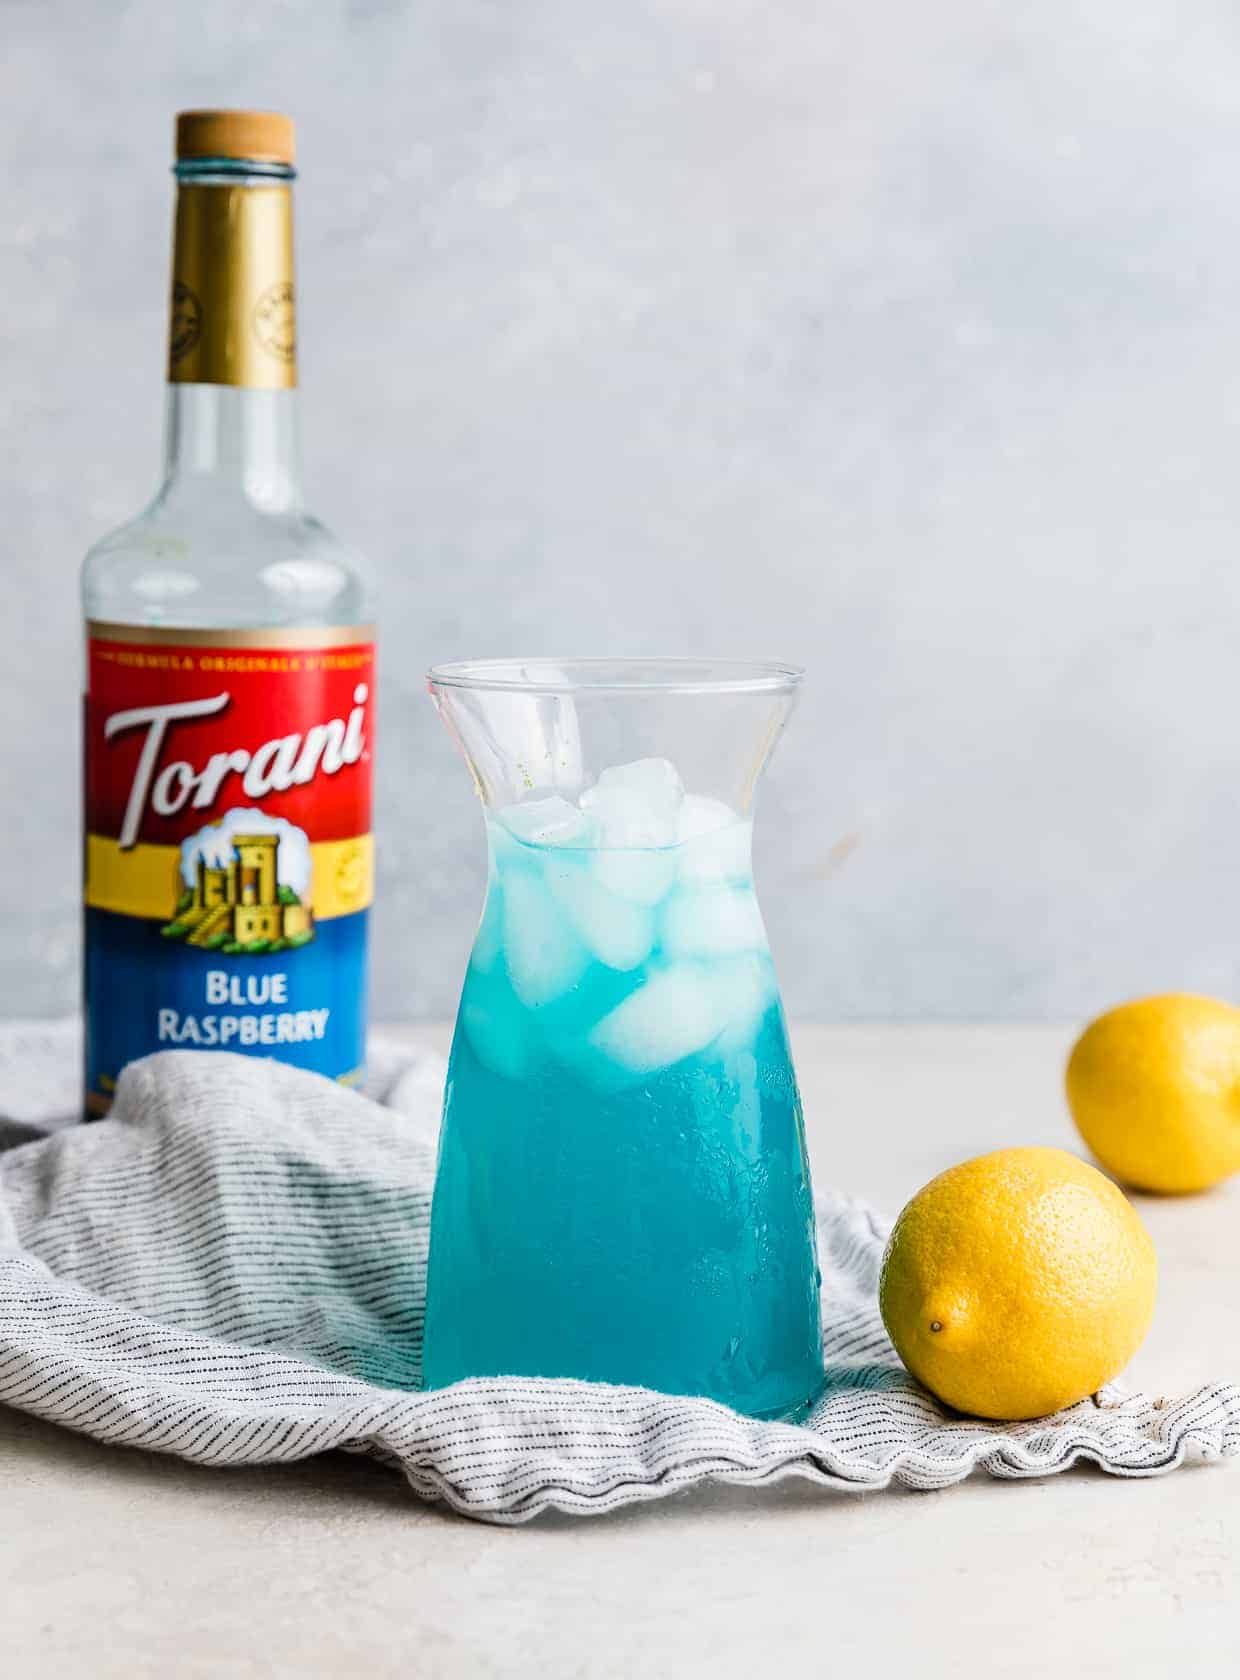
[1,1022,1237,1524]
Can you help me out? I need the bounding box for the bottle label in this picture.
[83,623,375,1115]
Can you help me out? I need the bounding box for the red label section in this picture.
[86,632,375,847]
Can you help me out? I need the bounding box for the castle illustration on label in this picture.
[161,820,314,956]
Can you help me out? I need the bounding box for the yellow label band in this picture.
[168,182,297,389]
[85,834,373,923]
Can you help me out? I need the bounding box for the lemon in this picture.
[878,1146,1157,1420]
[1066,994,1240,1194]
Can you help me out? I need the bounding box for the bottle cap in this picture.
[175,110,295,167]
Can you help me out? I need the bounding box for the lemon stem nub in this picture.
[930,1320,943,1333]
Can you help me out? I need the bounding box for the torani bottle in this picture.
[81,110,374,1116]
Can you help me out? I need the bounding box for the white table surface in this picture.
[3,1025,1237,1678]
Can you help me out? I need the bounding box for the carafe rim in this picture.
[426,656,803,697]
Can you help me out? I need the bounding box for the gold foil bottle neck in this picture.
[167,182,297,389]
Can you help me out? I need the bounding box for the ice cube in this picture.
[662,885,767,960]
[462,985,535,1081]
[677,800,752,887]
[678,794,738,839]
[497,797,594,849]
[591,848,678,907]
[581,757,684,848]
[588,962,727,1077]
[501,869,590,1008]
[711,953,780,1054]
[469,881,504,974]
[545,861,655,972]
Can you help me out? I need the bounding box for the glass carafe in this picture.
[422,659,824,1419]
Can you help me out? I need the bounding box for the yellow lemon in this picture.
[878,1146,1157,1420]
[1066,994,1240,1194]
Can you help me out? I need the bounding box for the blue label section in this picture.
[84,907,369,1106]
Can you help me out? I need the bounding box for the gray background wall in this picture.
[4,0,1239,1022]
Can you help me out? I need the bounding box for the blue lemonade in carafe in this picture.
[422,751,824,1419]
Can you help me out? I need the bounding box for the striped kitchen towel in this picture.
[1,1022,1237,1524]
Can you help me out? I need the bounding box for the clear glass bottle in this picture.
[81,111,375,1115]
